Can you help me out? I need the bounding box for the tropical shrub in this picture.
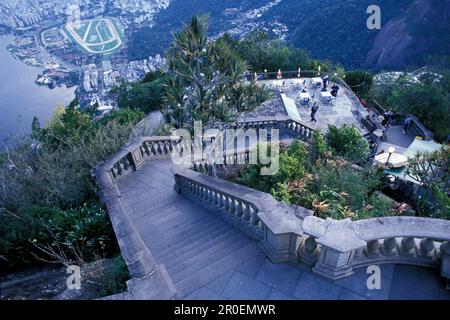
[326,124,369,162]
[0,203,116,269]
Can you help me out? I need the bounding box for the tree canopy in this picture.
[162,15,271,130]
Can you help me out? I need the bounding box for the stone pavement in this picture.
[184,255,450,300]
[251,79,364,134]
[117,159,450,300]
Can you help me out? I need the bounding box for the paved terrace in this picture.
[247,78,423,156]
[245,78,368,135]
[117,159,450,300]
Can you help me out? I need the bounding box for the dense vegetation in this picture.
[127,0,449,69]
[326,124,369,163]
[0,104,144,270]
[235,133,401,220]
[162,15,271,130]
[368,71,450,142]
[218,30,326,73]
[405,147,450,220]
[111,71,167,114]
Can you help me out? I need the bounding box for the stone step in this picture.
[174,241,261,298]
[170,234,254,283]
[166,231,248,277]
[129,196,187,221]
[146,214,233,257]
[132,202,200,234]
[139,202,221,236]
[161,226,242,269]
[133,200,207,230]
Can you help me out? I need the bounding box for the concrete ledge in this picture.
[101,265,176,300]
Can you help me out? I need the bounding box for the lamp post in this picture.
[387,147,395,167]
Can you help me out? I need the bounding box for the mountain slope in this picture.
[366,0,450,68]
[127,0,450,69]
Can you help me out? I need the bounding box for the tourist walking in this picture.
[310,102,319,122]
[403,115,413,134]
[322,75,329,89]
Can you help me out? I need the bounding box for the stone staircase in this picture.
[117,159,262,298]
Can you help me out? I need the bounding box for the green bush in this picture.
[0,105,144,271]
[344,70,373,97]
[238,140,307,194]
[235,139,396,221]
[0,203,117,269]
[96,256,131,297]
[115,73,167,114]
[326,124,369,162]
[386,82,450,142]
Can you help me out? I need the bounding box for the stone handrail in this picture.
[235,115,315,141]
[95,135,184,187]
[173,167,313,262]
[300,216,450,280]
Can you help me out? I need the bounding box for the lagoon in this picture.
[0,35,75,148]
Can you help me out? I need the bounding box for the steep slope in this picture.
[126,0,449,69]
[366,0,450,68]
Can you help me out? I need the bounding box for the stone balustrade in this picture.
[92,136,182,299]
[95,135,184,187]
[300,216,450,280]
[283,118,314,140]
[235,115,315,141]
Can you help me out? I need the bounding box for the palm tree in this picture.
[162,14,271,131]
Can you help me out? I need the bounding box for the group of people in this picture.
[321,75,340,97]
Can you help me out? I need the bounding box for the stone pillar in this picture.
[257,203,310,263]
[303,217,367,280]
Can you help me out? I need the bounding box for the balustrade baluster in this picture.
[365,239,380,256]
[235,200,243,218]
[250,205,259,226]
[381,237,397,256]
[242,203,250,222]
[218,193,224,208]
[151,142,157,156]
[419,238,435,256]
[299,236,318,265]
[400,237,416,255]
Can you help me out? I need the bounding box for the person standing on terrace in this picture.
[403,115,413,134]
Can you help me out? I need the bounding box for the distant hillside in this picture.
[127,0,450,69]
[365,0,450,68]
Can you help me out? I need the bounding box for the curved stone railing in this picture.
[94,114,448,297]
[300,216,450,281]
[92,136,183,299]
[96,135,184,186]
[235,115,315,141]
[284,118,315,140]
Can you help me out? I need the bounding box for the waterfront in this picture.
[0,35,75,148]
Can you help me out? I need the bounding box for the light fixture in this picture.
[387,147,396,165]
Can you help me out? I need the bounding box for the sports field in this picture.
[63,18,124,54]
